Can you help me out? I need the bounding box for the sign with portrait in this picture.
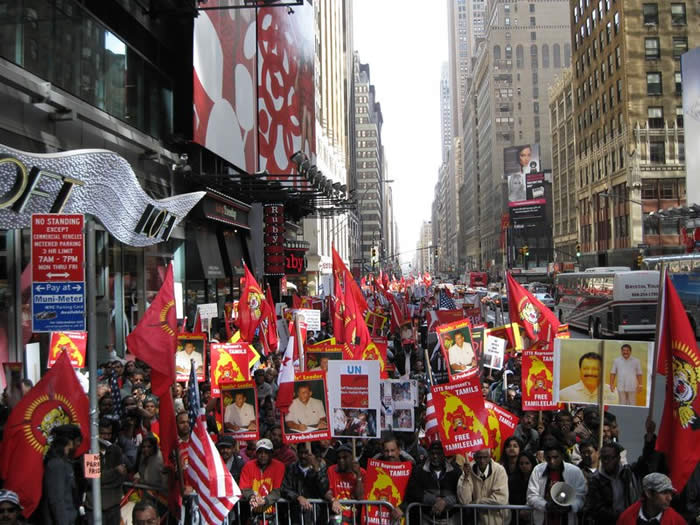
[48,331,87,368]
[210,343,250,396]
[282,371,331,444]
[220,380,259,441]
[553,339,653,407]
[304,346,343,373]
[380,379,416,432]
[327,360,381,439]
[436,318,478,382]
[175,334,207,382]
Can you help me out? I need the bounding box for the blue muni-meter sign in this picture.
[32,282,85,332]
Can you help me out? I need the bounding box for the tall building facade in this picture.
[549,68,578,261]
[441,63,453,163]
[418,221,435,273]
[352,53,387,271]
[464,0,571,273]
[570,0,697,266]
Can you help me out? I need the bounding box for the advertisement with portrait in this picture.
[504,143,542,180]
[221,380,259,441]
[193,1,315,175]
[508,171,552,225]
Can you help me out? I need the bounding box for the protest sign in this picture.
[221,380,259,441]
[380,379,417,432]
[210,342,250,396]
[484,335,506,370]
[437,318,478,382]
[364,459,412,524]
[48,331,87,368]
[327,360,380,439]
[175,334,206,382]
[521,349,558,410]
[282,371,331,443]
[430,374,488,455]
[484,401,519,462]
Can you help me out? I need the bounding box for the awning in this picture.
[187,228,226,279]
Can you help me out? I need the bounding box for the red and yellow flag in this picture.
[0,352,89,517]
[239,264,271,343]
[506,272,560,350]
[656,273,700,490]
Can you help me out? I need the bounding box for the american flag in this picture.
[186,416,241,524]
[424,373,439,443]
[187,359,200,432]
[438,289,457,310]
[110,370,122,418]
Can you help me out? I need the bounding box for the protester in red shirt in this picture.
[616,473,685,525]
[239,438,286,517]
[326,445,365,523]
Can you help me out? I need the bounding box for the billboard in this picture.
[504,143,542,181]
[682,48,700,207]
[508,171,552,223]
[193,1,315,174]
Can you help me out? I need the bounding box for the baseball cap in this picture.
[216,435,235,449]
[643,473,676,493]
[255,438,274,451]
[336,444,352,455]
[0,490,22,510]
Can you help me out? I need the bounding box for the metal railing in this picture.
[405,501,536,525]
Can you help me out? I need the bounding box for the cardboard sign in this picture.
[380,379,416,432]
[282,371,331,444]
[484,335,506,370]
[430,374,488,455]
[304,346,344,372]
[175,334,207,382]
[292,308,321,331]
[84,454,101,479]
[521,350,559,410]
[211,343,250,396]
[327,360,381,439]
[364,459,412,524]
[48,331,87,368]
[484,401,519,462]
[221,380,259,441]
[436,318,478,382]
[198,303,218,320]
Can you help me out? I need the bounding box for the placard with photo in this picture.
[282,371,331,443]
[327,360,381,439]
[436,318,478,382]
[220,380,259,441]
[175,334,207,382]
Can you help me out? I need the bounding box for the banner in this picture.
[221,381,259,441]
[430,374,488,455]
[48,331,87,368]
[380,379,417,432]
[327,360,380,439]
[364,459,412,525]
[175,334,207,382]
[437,318,478,382]
[426,309,464,332]
[305,346,344,372]
[463,306,482,326]
[211,343,250,396]
[521,350,558,410]
[282,371,331,444]
[484,402,519,462]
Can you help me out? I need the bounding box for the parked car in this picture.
[534,292,555,309]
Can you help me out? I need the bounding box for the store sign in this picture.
[264,204,285,275]
[285,249,306,275]
[0,144,205,247]
[201,195,250,229]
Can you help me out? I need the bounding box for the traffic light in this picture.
[523,245,529,257]
[371,247,377,258]
[637,254,644,267]
[576,243,581,258]
[434,246,438,257]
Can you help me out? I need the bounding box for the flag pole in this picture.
[648,262,666,425]
[424,349,434,385]
[296,316,305,372]
[597,339,606,451]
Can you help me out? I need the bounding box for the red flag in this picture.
[0,352,89,517]
[158,390,177,469]
[238,265,270,343]
[276,326,296,414]
[292,293,302,309]
[126,263,177,396]
[333,247,370,351]
[186,417,241,524]
[656,274,700,490]
[379,286,404,333]
[332,275,346,344]
[506,272,560,350]
[263,284,279,352]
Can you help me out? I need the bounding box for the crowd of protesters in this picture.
[1,284,699,525]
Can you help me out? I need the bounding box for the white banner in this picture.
[327,360,381,439]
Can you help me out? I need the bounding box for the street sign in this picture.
[32,214,85,332]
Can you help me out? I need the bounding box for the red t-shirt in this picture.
[239,458,286,496]
[328,465,366,519]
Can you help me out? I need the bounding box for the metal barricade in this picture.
[405,501,536,525]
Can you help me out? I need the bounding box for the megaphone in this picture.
[550,482,576,506]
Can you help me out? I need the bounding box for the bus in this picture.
[553,268,660,338]
[643,254,700,337]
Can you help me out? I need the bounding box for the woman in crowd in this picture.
[500,436,524,476]
[508,451,537,523]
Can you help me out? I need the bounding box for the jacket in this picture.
[615,500,686,525]
[457,459,510,525]
[526,461,586,525]
[584,464,641,523]
[406,460,461,525]
[281,462,329,524]
[86,442,127,511]
[40,454,79,525]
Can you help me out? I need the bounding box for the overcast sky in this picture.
[353,0,448,267]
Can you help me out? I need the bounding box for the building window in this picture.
[650,139,666,164]
[614,12,620,33]
[531,45,538,68]
[530,16,536,26]
[564,43,571,67]
[542,44,549,68]
[530,3,536,12]
[645,38,660,59]
[608,54,614,75]
[647,72,662,95]
[505,45,512,59]
[531,31,537,41]
[516,45,524,68]
[553,44,561,68]
[505,16,511,26]
[643,3,659,24]
[494,46,501,59]
[617,79,623,102]
[648,106,664,128]
[671,3,687,25]
[673,37,688,59]
[615,46,621,68]
[642,180,658,199]
[675,72,682,95]
[676,106,684,127]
